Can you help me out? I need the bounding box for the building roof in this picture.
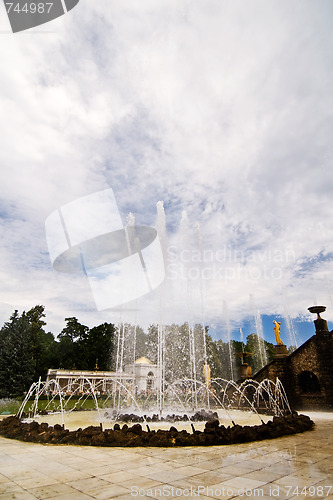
[135,356,153,365]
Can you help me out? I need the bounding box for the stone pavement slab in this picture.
[0,411,332,499]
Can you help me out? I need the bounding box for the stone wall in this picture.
[252,331,333,410]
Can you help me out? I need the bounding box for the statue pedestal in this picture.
[275,344,288,358]
[240,363,252,379]
[314,317,329,334]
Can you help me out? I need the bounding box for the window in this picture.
[147,371,154,390]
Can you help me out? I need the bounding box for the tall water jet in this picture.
[113,322,138,410]
[121,324,137,368]
[240,327,244,350]
[179,211,199,406]
[125,212,136,253]
[194,221,210,407]
[179,210,192,306]
[157,323,165,415]
[283,311,297,351]
[114,323,125,411]
[188,324,198,409]
[282,290,298,350]
[155,201,167,415]
[194,222,205,323]
[156,201,167,260]
[222,300,235,380]
[249,294,267,370]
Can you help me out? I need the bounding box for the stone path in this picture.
[0,412,332,499]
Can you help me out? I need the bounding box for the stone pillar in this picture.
[240,364,252,379]
[236,352,253,380]
[274,344,288,358]
[314,317,329,334]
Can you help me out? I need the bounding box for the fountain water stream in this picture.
[223,301,235,380]
[249,294,267,369]
[17,371,293,432]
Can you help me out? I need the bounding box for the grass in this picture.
[0,396,104,415]
[0,399,21,415]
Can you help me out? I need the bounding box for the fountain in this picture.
[16,374,292,422]
[0,369,314,447]
[0,196,315,446]
[0,309,315,445]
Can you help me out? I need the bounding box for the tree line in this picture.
[0,306,115,397]
[0,305,277,398]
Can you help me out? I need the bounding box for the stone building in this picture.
[46,357,159,395]
[252,307,333,410]
[124,356,159,393]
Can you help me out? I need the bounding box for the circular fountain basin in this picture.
[0,410,314,448]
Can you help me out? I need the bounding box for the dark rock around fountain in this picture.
[0,413,314,447]
[107,409,218,424]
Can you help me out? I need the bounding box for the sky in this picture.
[0,0,333,348]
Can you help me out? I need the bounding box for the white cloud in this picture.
[0,0,332,342]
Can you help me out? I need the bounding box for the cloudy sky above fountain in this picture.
[0,0,333,344]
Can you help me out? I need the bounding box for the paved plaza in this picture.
[0,412,332,499]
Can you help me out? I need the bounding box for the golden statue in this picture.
[203,363,211,385]
[273,320,283,345]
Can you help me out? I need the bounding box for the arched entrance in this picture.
[299,371,321,394]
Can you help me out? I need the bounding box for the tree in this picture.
[36,331,59,376]
[25,305,49,381]
[86,323,115,371]
[57,317,89,369]
[0,305,59,396]
[0,310,35,397]
[244,333,275,374]
[57,318,116,371]
[206,338,243,380]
